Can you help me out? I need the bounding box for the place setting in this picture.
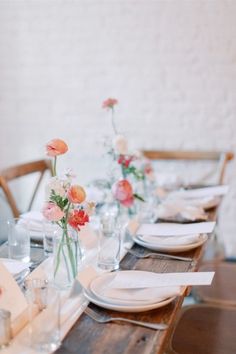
[131,221,215,253]
[79,266,215,319]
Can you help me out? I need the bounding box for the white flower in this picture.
[113,134,128,155]
[45,177,66,200]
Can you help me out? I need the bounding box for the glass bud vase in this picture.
[53,225,81,289]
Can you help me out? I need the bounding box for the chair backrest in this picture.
[0,159,52,218]
[141,150,234,185]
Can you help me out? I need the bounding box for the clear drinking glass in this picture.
[7,218,30,263]
[97,213,121,271]
[43,222,60,256]
[25,279,61,352]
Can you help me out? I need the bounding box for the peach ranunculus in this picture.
[68,210,89,231]
[42,202,65,221]
[102,98,118,109]
[67,185,86,204]
[46,139,68,157]
[112,179,134,207]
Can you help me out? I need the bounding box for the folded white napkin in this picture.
[168,185,228,199]
[165,195,221,211]
[107,270,214,288]
[137,221,215,237]
[156,200,207,221]
[139,233,202,246]
[20,210,45,222]
[89,271,181,305]
[94,284,181,303]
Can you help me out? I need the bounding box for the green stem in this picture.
[54,202,78,282]
[53,156,57,177]
[111,108,118,134]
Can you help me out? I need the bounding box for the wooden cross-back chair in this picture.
[141,150,234,185]
[0,159,52,218]
[168,304,236,354]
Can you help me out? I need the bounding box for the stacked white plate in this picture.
[133,233,208,253]
[83,271,180,312]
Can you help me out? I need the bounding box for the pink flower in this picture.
[42,202,65,221]
[112,179,134,207]
[46,139,68,157]
[67,185,86,204]
[68,210,89,231]
[102,98,118,109]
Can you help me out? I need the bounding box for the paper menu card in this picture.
[108,271,215,289]
[0,262,28,321]
[137,221,215,237]
[168,185,229,199]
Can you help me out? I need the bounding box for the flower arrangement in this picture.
[102,98,145,208]
[43,138,91,287]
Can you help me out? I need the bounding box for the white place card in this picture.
[137,221,215,236]
[169,185,229,199]
[0,262,28,321]
[109,271,215,289]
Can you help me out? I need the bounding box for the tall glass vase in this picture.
[53,225,82,289]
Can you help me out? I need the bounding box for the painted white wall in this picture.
[0,0,236,254]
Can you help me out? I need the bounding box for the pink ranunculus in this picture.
[67,185,86,204]
[102,98,118,109]
[112,179,134,207]
[42,202,65,221]
[46,139,68,157]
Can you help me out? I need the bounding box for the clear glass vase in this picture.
[53,225,82,289]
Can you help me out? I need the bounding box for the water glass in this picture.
[7,218,30,263]
[43,222,59,256]
[25,279,61,352]
[97,214,121,271]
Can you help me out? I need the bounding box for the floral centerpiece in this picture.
[43,138,91,288]
[102,98,145,209]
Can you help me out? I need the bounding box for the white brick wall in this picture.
[0,0,236,254]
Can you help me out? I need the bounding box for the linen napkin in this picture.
[138,233,202,246]
[91,276,181,303]
[107,270,214,288]
[168,185,229,199]
[165,195,221,210]
[19,211,49,237]
[156,201,207,222]
[137,221,215,237]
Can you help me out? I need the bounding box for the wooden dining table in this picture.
[0,209,217,354]
[54,242,206,354]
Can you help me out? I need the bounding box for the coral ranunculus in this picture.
[67,185,86,204]
[112,179,134,207]
[46,139,68,157]
[68,210,89,231]
[102,98,118,109]
[42,202,65,221]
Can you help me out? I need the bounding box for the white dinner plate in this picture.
[133,234,208,253]
[83,287,175,313]
[89,272,180,307]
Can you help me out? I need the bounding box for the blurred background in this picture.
[0,0,236,254]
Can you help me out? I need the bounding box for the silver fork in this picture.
[85,306,168,331]
[126,248,194,262]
